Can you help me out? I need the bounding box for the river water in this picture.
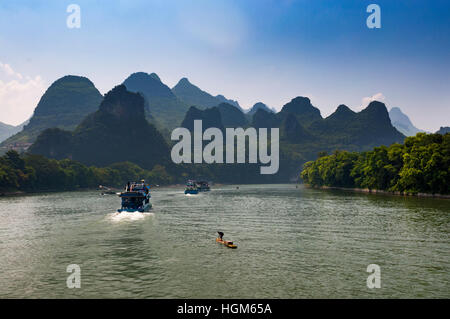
[0,184,448,298]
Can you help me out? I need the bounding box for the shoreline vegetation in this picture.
[3,183,449,199]
[0,150,175,195]
[305,185,450,199]
[2,133,449,199]
[301,133,449,197]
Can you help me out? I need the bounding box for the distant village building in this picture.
[2,142,33,153]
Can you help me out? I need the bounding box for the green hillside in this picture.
[122,72,189,130]
[1,75,103,146]
[29,85,170,170]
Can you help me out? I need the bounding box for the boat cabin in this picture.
[118,180,151,212]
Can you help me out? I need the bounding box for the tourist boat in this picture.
[195,181,210,192]
[184,180,198,194]
[117,180,152,212]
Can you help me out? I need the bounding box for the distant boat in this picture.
[184,180,198,194]
[118,180,152,212]
[195,180,210,192]
[98,185,117,195]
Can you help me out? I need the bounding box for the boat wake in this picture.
[109,211,154,222]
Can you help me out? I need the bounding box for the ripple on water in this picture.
[0,185,449,298]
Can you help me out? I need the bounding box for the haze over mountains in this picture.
[177,96,405,180]
[389,107,426,136]
[172,77,242,111]
[0,120,27,143]
[2,71,426,145]
[1,76,103,145]
[436,127,450,135]
[121,72,245,131]
[247,102,275,116]
[1,71,441,181]
[181,97,404,151]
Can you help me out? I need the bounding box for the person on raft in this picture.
[218,232,224,240]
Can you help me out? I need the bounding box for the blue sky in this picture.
[0,0,449,131]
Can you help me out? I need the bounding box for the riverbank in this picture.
[0,186,116,197]
[306,185,450,199]
[0,188,93,197]
[0,183,226,197]
[0,190,26,197]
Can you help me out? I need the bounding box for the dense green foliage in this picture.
[0,150,174,193]
[301,133,450,194]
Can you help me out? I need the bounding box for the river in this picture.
[0,184,448,298]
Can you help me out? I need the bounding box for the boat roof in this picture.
[119,191,146,197]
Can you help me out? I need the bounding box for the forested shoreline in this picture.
[2,133,449,196]
[0,150,174,194]
[301,133,450,195]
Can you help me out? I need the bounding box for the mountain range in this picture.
[121,72,245,131]
[122,72,188,131]
[172,77,242,111]
[177,96,405,180]
[1,72,252,151]
[436,126,450,134]
[2,71,444,182]
[29,85,170,169]
[181,97,404,151]
[246,102,275,116]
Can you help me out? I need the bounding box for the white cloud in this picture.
[359,92,386,110]
[0,62,45,126]
[0,62,23,79]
